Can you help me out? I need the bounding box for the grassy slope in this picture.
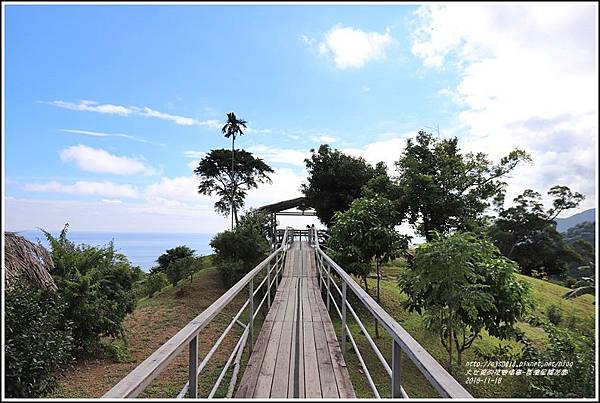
[51,262,594,399]
[51,267,255,398]
[332,264,595,398]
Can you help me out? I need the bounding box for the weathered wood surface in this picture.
[236,241,355,398]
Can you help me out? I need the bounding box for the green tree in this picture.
[399,232,531,365]
[396,130,530,240]
[302,144,379,226]
[145,272,169,297]
[489,187,584,276]
[210,213,271,286]
[221,112,248,230]
[328,196,409,304]
[43,224,138,353]
[5,281,74,397]
[195,149,273,227]
[564,221,595,246]
[154,245,195,273]
[165,256,203,286]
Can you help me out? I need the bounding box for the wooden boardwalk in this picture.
[236,241,355,398]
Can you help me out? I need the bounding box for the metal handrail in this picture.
[311,227,472,399]
[103,227,292,398]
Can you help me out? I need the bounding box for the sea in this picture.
[16,230,214,272]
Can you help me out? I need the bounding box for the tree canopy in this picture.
[328,196,409,294]
[395,131,531,240]
[488,187,585,276]
[195,149,273,226]
[302,144,378,226]
[399,232,531,365]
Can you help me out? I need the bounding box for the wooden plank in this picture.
[235,317,277,397]
[264,277,289,322]
[307,276,323,322]
[322,312,356,398]
[288,278,305,398]
[253,320,285,397]
[237,276,292,397]
[283,278,298,322]
[270,318,293,397]
[302,321,321,398]
[313,320,339,398]
[301,276,313,322]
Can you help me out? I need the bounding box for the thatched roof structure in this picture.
[4,232,57,291]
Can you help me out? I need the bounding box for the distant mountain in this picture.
[555,208,595,232]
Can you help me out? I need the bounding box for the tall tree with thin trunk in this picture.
[222,112,247,230]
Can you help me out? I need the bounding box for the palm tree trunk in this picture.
[231,135,235,231]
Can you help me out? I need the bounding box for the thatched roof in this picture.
[257,197,311,213]
[4,232,57,291]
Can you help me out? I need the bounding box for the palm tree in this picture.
[222,112,247,230]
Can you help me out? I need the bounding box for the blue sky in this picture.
[3,3,597,233]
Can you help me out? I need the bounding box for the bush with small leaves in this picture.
[146,272,169,297]
[546,304,563,325]
[5,281,74,397]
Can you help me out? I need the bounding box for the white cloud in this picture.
[61,129,163,146]
[411,3,598,213]
[59,144,157,176]
[311,135,338,143]
[245,168,307,207]
[246,145,310,167]
[41,100,133,115]
[313,24,393,69]
[343,135,412,173]
[144,176,210,203]
[44,100,268,131]
[183,150,207,159]
[23,181,139,198]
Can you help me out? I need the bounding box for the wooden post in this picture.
[392,339,402,398]
[188,336,198,398]
[341,281,347,357]
[249,278,254,352]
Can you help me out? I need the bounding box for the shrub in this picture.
[546,304,563,325]
[5,281,74,397]
[165,256,203,286]
[521,324,595,397]
[210,218,270,286]
[43,224,138,353]
[146,272,169,297]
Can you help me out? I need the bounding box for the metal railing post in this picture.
[341,281,347,357]
[188,336,198,398]
[326,263,331,311]
[392,339,402,398]
[319,253,323,294]
[267,260,271,310]
[249,278,254,352]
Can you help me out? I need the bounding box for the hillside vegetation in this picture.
[50,267,249,398]
[334,263,595,398]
